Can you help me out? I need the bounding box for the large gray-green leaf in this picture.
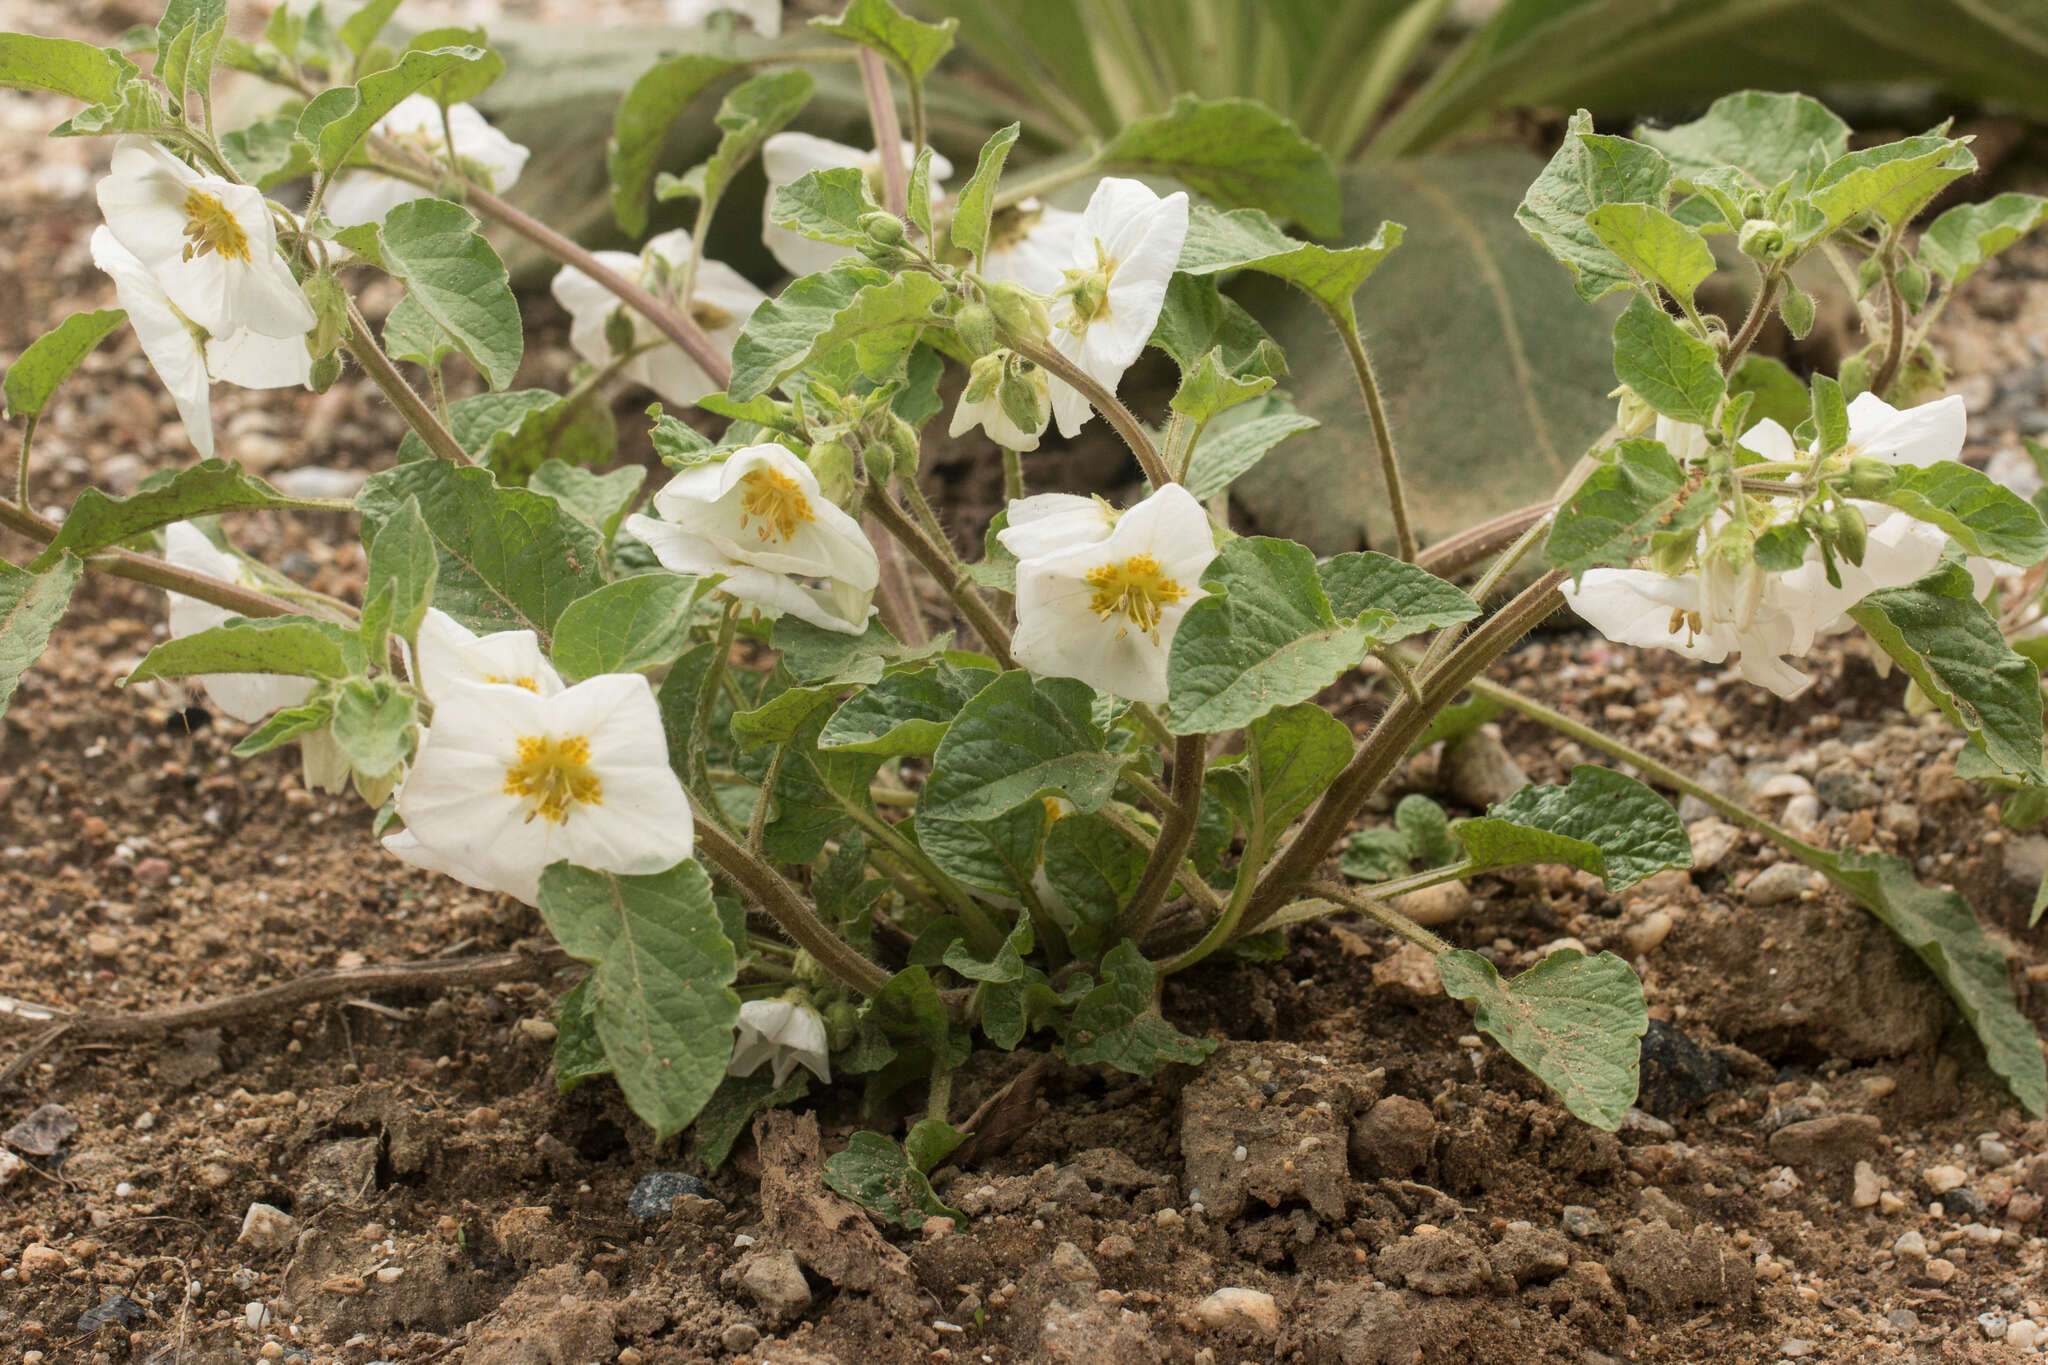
[537,861,739,1140]
[1515,110,1671,304]
[1611,293,1724,426]
[728,266,946,401]
[1807,134,1975,233]
[1205,702,1353,851]
[4,309,126,421]
[125,615,365,685]
[550,574,702,679]
[0,33,138,104]
[1634,90,1850,191]
[811,0,958,79]
[357,460,605,644]
[1098,95,1341,237]
[1176,205,1403,320]
[1438,947,1646,1130]
[31,460,299,570]
[606,51,740,236]
[1232,150,1619,553]
[1848,561,2046,786]
[819,662,997,756]
[1866,462,2048,567]
[1454,765,1692,890]
[295,45,485,172]
[1182,397,1319,502]
[0,557,82,719]
[922,670,1125,819]
[659,67,814,210]
[377,199,523,390]
[1919,194,2048,287]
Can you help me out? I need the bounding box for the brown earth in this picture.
[12,6,2048,1363]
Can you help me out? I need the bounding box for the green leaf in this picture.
[1148,272,1285,381]
[1314,551,1482,637]
[4,309,126,421]
[1584,202,1715,307]
[1728,354,1812,432]
[688,1070,808,1167]
[1611,293,1725,426]
[154,0,222,70]
[1545,437,1711,578]
[357,460,605,644]
[1848,560,2046,786]
[662,68,815,211]
[336,0,404,57]
[905,1117,967,1174]
[810,0,958,79]
[1169,348,1275,429]
[219,114,314,190]
[1167,538,1474,735]
[1869,462,2048,568]
[1396,793,1458,867]
[728,266,946,402]
[552,575,702,679]
[1181,395,1317,501]
[771,614,947,685]
[1098,95,1340,237]
[1341,828,1412,883]
[767,166,881,248]
[1811,373,1849,456]
[295,44,485,172]
[1439,948,1646,1130]
[1753,521,1813,573]
[537,861,739,1140]
[395,389,555,464]
[1041,812,1145,955]
[125,615,364,686]
[382,293,454,370]
[364,495,436,644]
[1807,847,2045,1116]
[1206,703,1353,850]
[1453,765,1692,890]
[0,34,137,104]
[377,198,523,390]
[739,702,886,862]
[1807,134,1976,233]
[31,459,298,570]
[330,676,415,778]
[905,146,935,245]
[1635,91,1850,192]
[923,671,1125,820]
[1515,111,1672,303]
[1920,194,2048,286]
[400,27,505,107]
[231,699,332,759]
[1063,942,1215,1076]
[823,1131,964,1230]
[478,390,617,483]
[0,557,82,719]
[730,684,840,750]
[917,802,1049,903]
[607,52,740,237]
[530,462,646,541]
[949,122,1019,264]
[1176,205,1403,320]
[551,975,612,1091]
[819,662,996,756]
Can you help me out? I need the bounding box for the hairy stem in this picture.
[863,483,1016,667]
[1002,334,1172,489]
[859,51,908,219]
[1113,734,1206,946]
[694,821,891,996]
[1412,501,1556,580]
[343,298,472,465]
[690,600,743,798]
[1305,879,1452,954]
[1871,255,1908,399]
[1723,271,1781,374]
[14,414,36,507]
[1330,308,1416,562]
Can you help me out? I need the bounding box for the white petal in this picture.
[1846,392,1966,466]
[321,172,421,230]
[415,607,563,700]
[90,228,215,456]
[998,493,1114,559]
[205,327,311,391]
[1564,570,1732,664]
[1740,417,1797,463]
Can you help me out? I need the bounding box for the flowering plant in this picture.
[6,0,2048,1198]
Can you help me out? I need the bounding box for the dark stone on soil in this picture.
[1942,1187,1988,1219]
[3,1102,79,1157]
[628,1170,711,1218]
[1636,1020,1727,1118]
[1350,1096,1437,1178]
[77,1294,146,1332]
[1767,1114,1882,1171]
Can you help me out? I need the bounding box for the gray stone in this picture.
[628,1170,712,1218]
[1561,1205,1606,1239]
[1814,762,1881,811]
[1745,863,1815,906]
[237,1202,296,1254]
[739,1249,812,1324]
[1441,726,1528,809]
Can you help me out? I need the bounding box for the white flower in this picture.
[387,673,694,905]
[997,492,1117,560]
[625,443,880,635]
[727,997,831,1087]
[667,0,782,35]
[550,229,764,408]
[162,522,315,723]
[1008,483,1216,705]
[1044,177,1188,438]
[414,608,564,704]
[981,199,1084,296]
[760,133,953,277]
[322,96,530,230]
[95,137,315,341]
[89,228,310,458]
[298,725,352,795]
[949,351,1050,452]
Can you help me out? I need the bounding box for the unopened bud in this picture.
[1856,255,1885,298]
[986,280,1051,343]
[603,306,639,359]
[1615,387,1655,436]
[859,210,906,246]
[807,438,856,508]
[1741,192,1769,220]
[862,442,894,485]
[823,1000,859,1051]
[791,951,830,989]
[1831,500,1867,566]
[1843,456,1899,498]
[886,413,921,478]
[955,302,997,356]
[307,349,343,394]
[1896,261,1931,312]
[305,273,345,358]
[1738,218,1785,261]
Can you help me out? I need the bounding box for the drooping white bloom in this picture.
[550,229,765,409]
[727,997,831,1087]
[386,674,694,905]
[95,137,315,341]
[997,492,1117,560]
[1008,484,1217,704]
[760,133,952,277]
[89,228,310,458]
[949,350,1050,452]
[413,608,564,704]
[322,96,530,230]
[667,0,782,35]
[1044,177,1188,438]
[162,522,315,724]
[625,443,880,635]
[981,198,1084,296]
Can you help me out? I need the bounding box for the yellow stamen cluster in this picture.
[483,674,542,692]
[738,466,815,542]
[503,734,603,824]
[1084,553,1186,641]
[1666,607,1705,646]
[180,188,252,264]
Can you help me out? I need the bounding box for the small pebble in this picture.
[628,1171,711,1219]
[1893,1230,1927,1261]
[1980,1312,2010,1340]
[1879,1191,1908,1215]
[2007,1320,2041,1350]
[238,1204,296,1255]
[1560,1206,1605,1239]
[1190,1287,1280,1337]
[1978,1135,2013,1167]
[1852,1161,1882,1208]
[1923,1164,1968,1195]
[1780,1338,1813,1358]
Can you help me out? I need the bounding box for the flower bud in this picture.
[1067,274,1109,322]
[604,306,639,359]
[1741,191,1769,220]
[791,949,830,989]
[862,442,895,485]
[307,349,344,394]
[1843,456,1899,497]
[1831,499,1868,566]
[886,413,921,478]
[807,437,856,508]
[1738,218,1785,261]
[955,302,998,356]
[1896,260,1931,312]
[1614,387,1656,437]
[986,280,1051,343]
[823,999,859,1051]
[305,272,346,359]
[859,210,906,246]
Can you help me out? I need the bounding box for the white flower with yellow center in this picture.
[997,491,1118,561]
[550,229,765,409]
[981,198,1084,296]
[1008,484,1216,704]
[95,137,315,342]
[322,96,530,230]
[625,443,880,635]
[162,522,316,724]
[727,997,831,1087]
[385,673,694,905]
[760,132,952,277]
[1044,177,1188,438]
[89,229,310,458]
[413,608,564,703]
[667,0,783,35]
